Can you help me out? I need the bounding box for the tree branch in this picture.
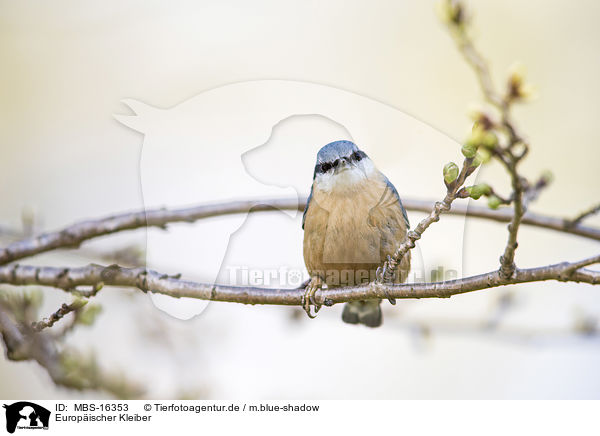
[0,301,143,398]
[0,198,302,266]
[1,197,597,268]
[0,257,597,307]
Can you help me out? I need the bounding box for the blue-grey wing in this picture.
[381,177,410,227]
[302,186,313,230]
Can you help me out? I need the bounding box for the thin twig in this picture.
[31,300,87,332]
[499,158,525,279]
[567,203,600,228]
[445,3,529,279]
[523,173,552,206]
[378,158,476,282]
[0,303,143,398]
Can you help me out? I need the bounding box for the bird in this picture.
[302,140,411,327]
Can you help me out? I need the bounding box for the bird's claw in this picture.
[302,277,323,318]
[373,280,396,305]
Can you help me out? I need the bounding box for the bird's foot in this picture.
[301,277,324,319]
[371,280,396,305]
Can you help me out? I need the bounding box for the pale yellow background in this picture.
[1,0,599,398]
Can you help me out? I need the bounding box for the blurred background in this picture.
[1,0,599,399]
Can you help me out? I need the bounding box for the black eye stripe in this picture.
[318,162,332,173]
[315,150,367,175]
[352,150,366,161]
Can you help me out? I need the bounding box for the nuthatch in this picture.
[302,140,411,327]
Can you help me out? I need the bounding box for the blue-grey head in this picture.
[313,140,376,189]
[305,140,408,228]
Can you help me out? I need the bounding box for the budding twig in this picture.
[0,302,144,398]
[377,158,476,283]
[441,0,533,279]
[31,300,87,332]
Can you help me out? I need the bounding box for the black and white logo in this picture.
[2,402,50,434]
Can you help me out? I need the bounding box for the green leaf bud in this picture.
[465,184,491,200]
[487,195,502,209]
[482,131,498,148]
[443,162,460,184]
[71,298,88,311]
[77,304,103,326]
[471,148,492,167]
[461,142,478,158]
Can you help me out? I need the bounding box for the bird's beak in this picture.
[343,156,357,169]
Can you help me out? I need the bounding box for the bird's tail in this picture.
[341,300,382,328]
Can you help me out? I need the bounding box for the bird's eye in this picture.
[352,151,363,162]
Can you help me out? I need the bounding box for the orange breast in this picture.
[303,177,410,287]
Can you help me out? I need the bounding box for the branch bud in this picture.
[507,62,536,101]
[443,162,460,184]
[77,304,103,326]
[461,142,478,158]
[465,183,491,200]
[471,148,491,167]
[540,170,554,184]
[481,131,498,148]
[487,195,502,209]
[71,298,88,311]
[468,107,495,130]
[436,0,464,27]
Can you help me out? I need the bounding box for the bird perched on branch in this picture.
[302,140,411,327]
